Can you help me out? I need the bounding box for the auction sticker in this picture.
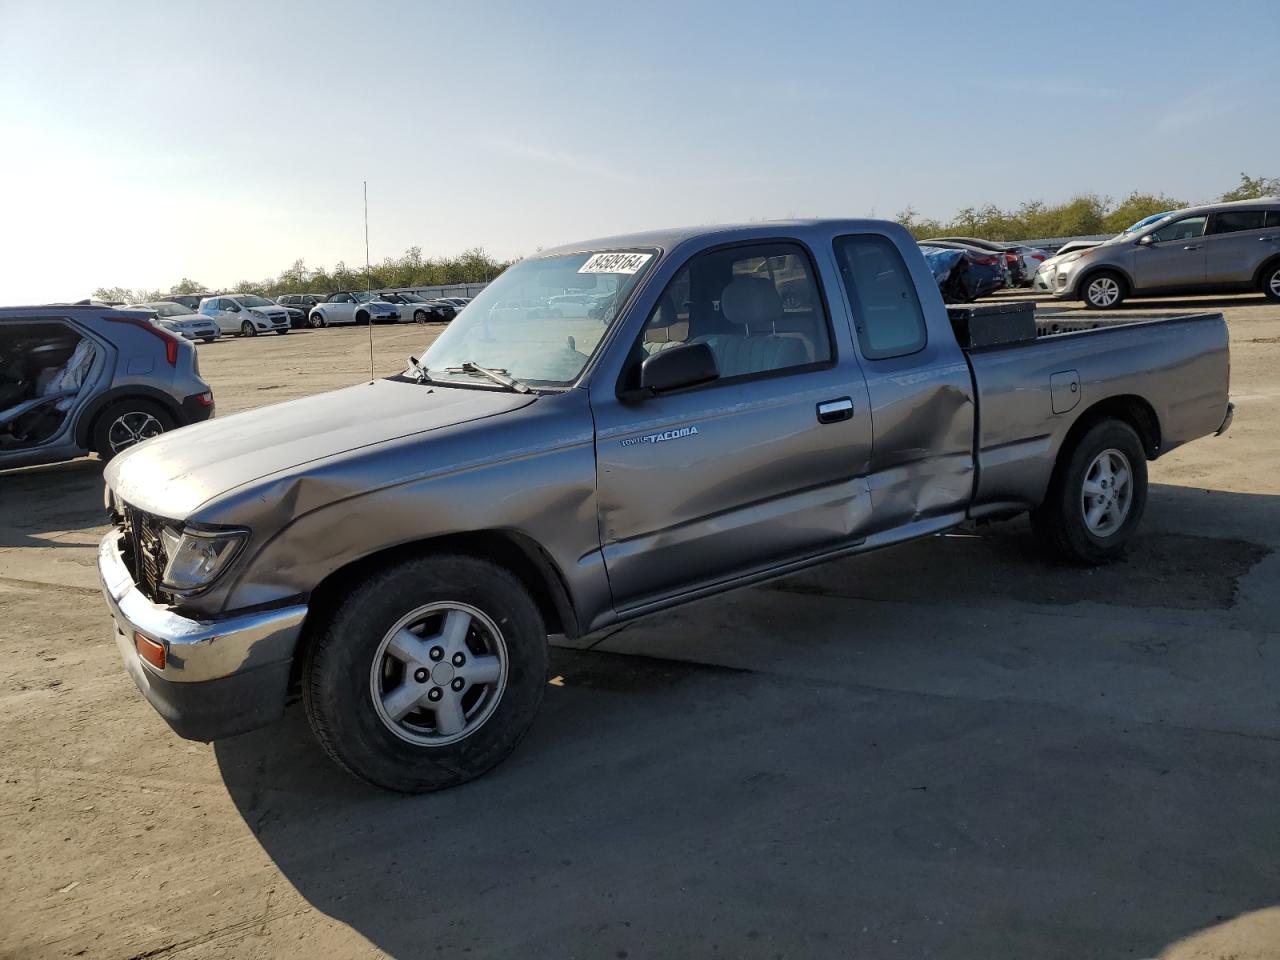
[578,252,652,274]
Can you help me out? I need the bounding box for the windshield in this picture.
[399,292,427,302]
[238,295,273,307]
[419,250,655,387]
[354,291,379,303]
[1114,212,1172,240]
[141,302,190,317]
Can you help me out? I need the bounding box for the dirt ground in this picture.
[2,294,1279,959]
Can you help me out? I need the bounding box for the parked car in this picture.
[122,302,220,343]
[1034,215,1175,292]
[1,304,214,470]
[276,293,328,328]
[99,219,1233,793]
[918,245,1007,302]
[1043,198,1280,308]
[427,299,458,321]
[162,294,213,312]
[307,291,401,327]
[198,294,291,336]
[924,237,1046,286]
[378,292,452,323]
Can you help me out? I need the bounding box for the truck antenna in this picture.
[364,179,374,381]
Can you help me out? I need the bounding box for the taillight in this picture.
[1031,253,1046,261]
[109,315,180,366]
[1005,253,1018,263]
[975,255,1000,266]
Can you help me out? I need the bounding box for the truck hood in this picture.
[107,378,536,519]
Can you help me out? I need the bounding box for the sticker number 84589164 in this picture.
[578,252,652,274]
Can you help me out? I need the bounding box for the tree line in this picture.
[895,172,1279,243]
[94,246,513,305]
[95,173,1278,303]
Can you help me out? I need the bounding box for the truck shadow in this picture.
[214,482,1280,959]
[0,457,105,549]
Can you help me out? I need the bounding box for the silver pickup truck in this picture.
[99,220,1232,793]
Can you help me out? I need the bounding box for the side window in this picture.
[639,242,831,381]
[1266,210,1280,229]
[1210,211,1267,235]
[1149,215,1207,244]
[332,293,353,304]
[833,235,928,360]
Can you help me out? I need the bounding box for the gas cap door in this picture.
[1051,370,1080,414]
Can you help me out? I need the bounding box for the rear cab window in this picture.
[832,235,928,360]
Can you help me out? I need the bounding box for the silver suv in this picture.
[1046,198,1280,308]
[0,305,214,471]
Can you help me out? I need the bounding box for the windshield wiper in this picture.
[445,361,531,394]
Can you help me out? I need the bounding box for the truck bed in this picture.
[959,309,1231,518]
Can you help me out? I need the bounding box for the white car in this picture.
[307,291,401,327]
[122,302,220,342]
[198,295,291,337]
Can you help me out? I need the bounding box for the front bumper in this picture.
[98,531,307,741]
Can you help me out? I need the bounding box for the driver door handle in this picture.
[817,397,854,424]
[1183,244,1202,251]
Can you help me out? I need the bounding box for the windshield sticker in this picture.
[579,252,652,275]
[620,425,699,448]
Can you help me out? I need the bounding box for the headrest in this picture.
[720,276,782,329]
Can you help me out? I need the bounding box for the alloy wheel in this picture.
[107,411,163,454]
[1080,447,1133,537]
[1087,276,1120,308]
[369,602,508,746]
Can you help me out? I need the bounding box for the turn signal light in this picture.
[134,632,166,670]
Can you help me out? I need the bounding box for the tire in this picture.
[240,320,257,337]
[1261,261,1280,303]
[414,310,427,324]
[1081,270,1126,310]
[276,328,289,335]
[356,311,370,326]
[309,313,326,328]
[303,553,549,793]
[91,398,175,461]
[1030,418,1148,565]
[202,337,216,344]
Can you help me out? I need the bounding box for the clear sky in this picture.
[1,0,1276,303]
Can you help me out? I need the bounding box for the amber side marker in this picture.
[134,633,166,670]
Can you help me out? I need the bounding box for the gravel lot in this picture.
[2,295,1279,959]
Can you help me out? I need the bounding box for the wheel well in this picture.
[1062,395,1162,463]
[1076,265,1130,298]
[1252,254,1280,288]
[75,388,181,448]
[292,530,579,684]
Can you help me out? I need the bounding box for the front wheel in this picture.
[1081,271,1126,310]
[303,554,549,793]
[240,320,257,337]
[1261,262,1280,303]
[309,313,326,328]
[1030,419,1147,564]
[276,328,289,335]
[414,310,427,324]
[355,311,370,326]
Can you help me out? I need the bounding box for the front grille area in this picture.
[116,504,172,604]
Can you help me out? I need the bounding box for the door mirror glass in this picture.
[638,342,719,395]
[1137,234,1154,246]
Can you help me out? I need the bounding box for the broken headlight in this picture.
[159,527,246,592]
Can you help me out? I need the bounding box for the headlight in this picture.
[159,527,246,591]
[1060,252,1084,264]
[250,309,266,318]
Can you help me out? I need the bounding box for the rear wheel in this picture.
[1031,419,1147,564]
[1261,261,1280,303]
[92,398,174,461]
[1081,270,1126,309]
[414,309,427,323]
[240,320,257,337]
[302,554,549,793]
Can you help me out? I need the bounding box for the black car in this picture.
[275,293,327,329]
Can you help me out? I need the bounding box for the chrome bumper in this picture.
[98,530,306,683]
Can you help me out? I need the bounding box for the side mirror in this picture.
[638,341,719,396]
[1137,234,1154,246]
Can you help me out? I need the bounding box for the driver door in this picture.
[327,293,356,323]
[1132,214,1207,290]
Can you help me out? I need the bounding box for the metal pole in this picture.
[365,180,374,379]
